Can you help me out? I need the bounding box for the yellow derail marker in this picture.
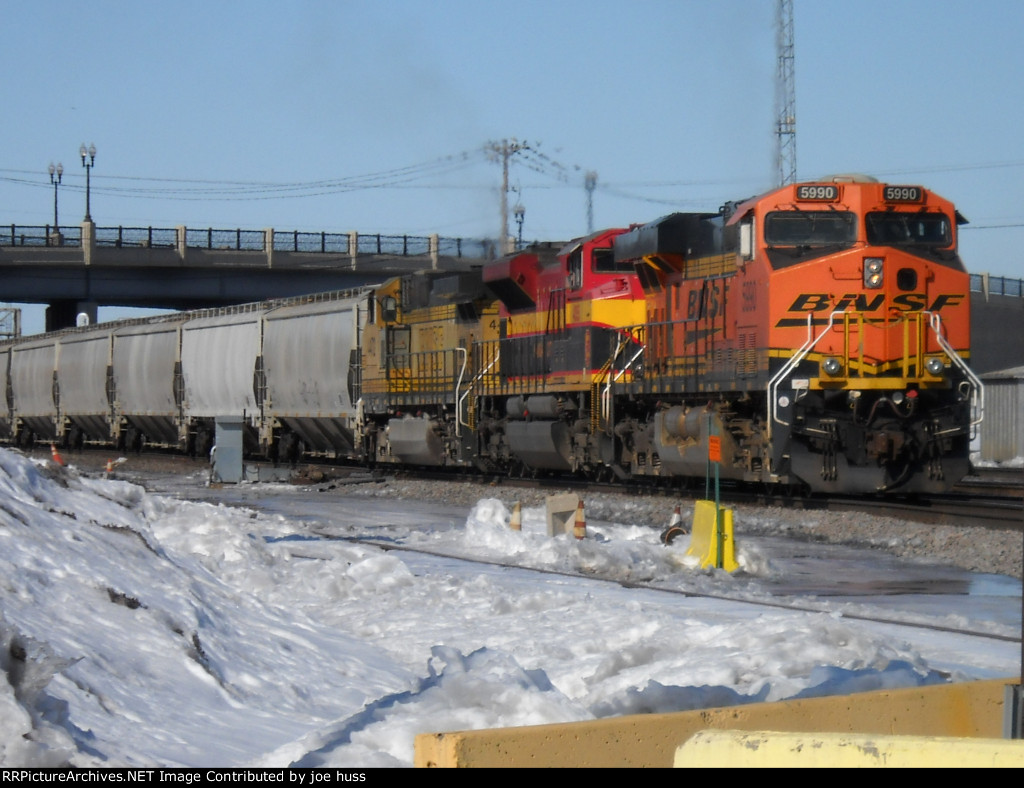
[682,425,739,572]
[685,499,739,572]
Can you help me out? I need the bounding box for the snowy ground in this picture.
[0,449,1019,767]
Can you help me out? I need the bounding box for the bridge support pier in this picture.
[45,300,97,332]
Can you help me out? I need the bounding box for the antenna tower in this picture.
[775,0,797,186]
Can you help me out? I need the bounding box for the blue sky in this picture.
[3,0,1023,332]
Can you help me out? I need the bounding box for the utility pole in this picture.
[775,0,797,186]
[584,171,597,234]
[486,139,529,254]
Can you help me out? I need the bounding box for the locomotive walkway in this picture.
[0,220,497,330]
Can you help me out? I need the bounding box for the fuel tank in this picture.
[506,420,574,471]
[387,415,445,466]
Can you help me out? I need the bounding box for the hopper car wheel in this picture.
[509,461,530,480]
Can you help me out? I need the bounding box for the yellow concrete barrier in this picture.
[675,730,1024,768]
[415,678,1017,767]
[685,499,738,571]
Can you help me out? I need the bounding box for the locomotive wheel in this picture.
[660,525,689,545]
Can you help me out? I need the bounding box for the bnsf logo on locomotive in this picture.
[687,283,724,319]
[784,292,965,314]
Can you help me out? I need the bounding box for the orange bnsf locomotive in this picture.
[450,174,979,494]
[605,175,980,493]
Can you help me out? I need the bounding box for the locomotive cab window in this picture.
[739,218,755,260]
[567,248,583,289]
[380,296,398,323]
[592,247,632,274]
[764,211,857,247]
[866,212,951,247]
[764,210,857,269]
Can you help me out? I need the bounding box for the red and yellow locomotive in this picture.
[474,230,647,476]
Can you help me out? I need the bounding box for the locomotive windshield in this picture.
[866,212,952,247]
[764,210,857,247]
[763,210,857,268]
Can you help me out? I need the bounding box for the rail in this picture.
[766,309,983,440]
[1,223,497,259]
[926,310,985,431]
[362,347,467,401]
[593,333,645,434]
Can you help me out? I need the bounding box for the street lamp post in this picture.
[48,162,63,241]
[513,204,525,250]
[79,143,96,221]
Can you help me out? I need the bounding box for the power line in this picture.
[4,153,1024,216]
[0,151,485,200]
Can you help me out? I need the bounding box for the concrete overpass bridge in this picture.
[0,220,497,331]
[2,220,1021,374]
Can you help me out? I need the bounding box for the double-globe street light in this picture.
[48,162,63,241]
[79,142,96,221]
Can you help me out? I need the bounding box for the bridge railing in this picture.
[971,273,1023,297]
[5,225,83,247]
[3,223,497,259]
[186,227,266,251]
[99,227,178,249]
[3,225,1018,282]
[272,230,350,254]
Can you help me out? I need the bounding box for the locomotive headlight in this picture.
[822,357,843,377]
[925,356,946,376]
[863,257,884,289]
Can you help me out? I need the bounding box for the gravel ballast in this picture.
[28,449,1024,581]
[345,475,1024,580]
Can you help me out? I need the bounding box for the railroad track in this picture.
[33,443,1022,615]
[824,490,1023,529]
[955,467,1024,498]
[329,528,1021,646]
[21,444,1024,530]
[474,470,1024,530]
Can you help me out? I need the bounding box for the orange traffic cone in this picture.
[573,500,586,540]
[105,457,127,475]
[509,502,522,531]
[50,444,65,467]
[660,503,688,545]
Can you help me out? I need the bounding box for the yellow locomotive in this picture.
[358,272,499,467]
